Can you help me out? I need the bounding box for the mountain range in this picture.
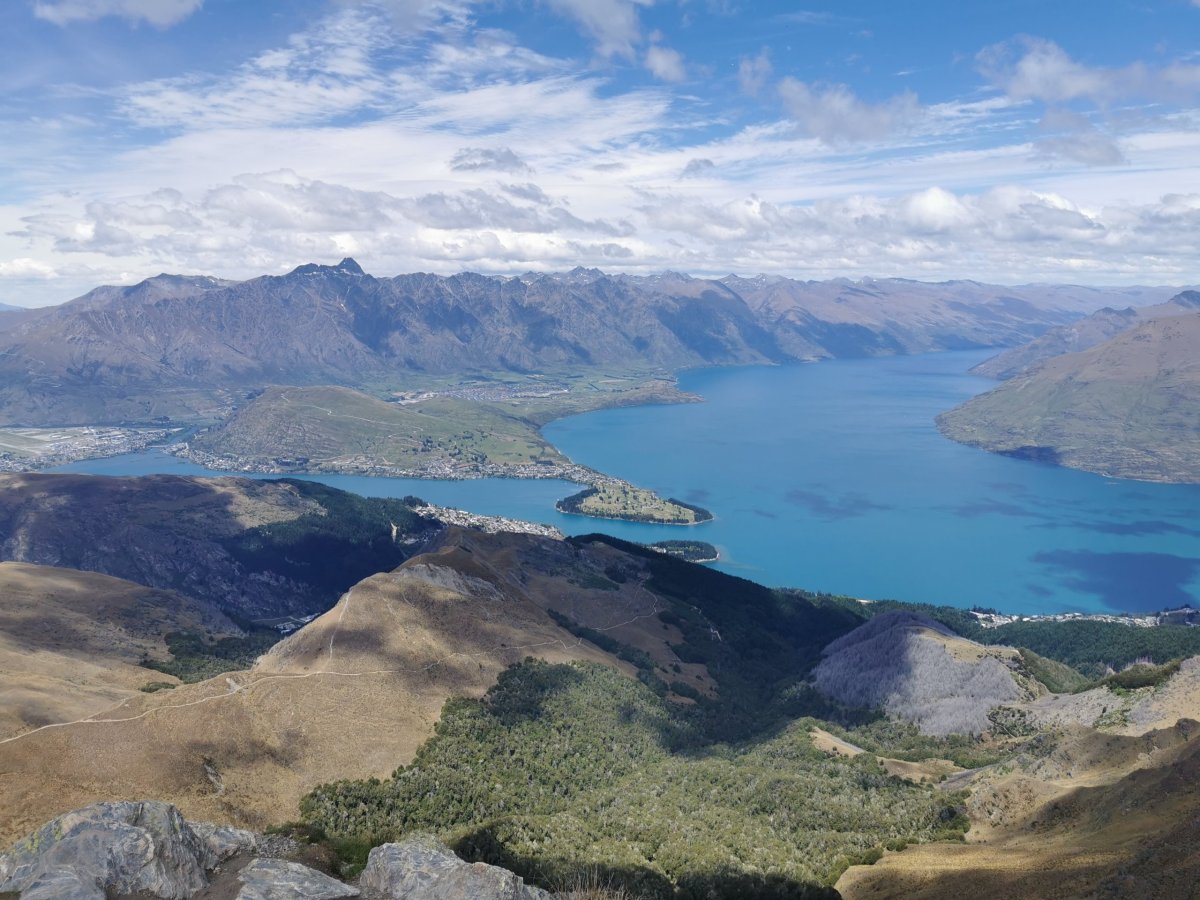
[0,260,1181,426]
[969,289,1200,380]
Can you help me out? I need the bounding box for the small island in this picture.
[647,540,719,563]
[556,484,714,525]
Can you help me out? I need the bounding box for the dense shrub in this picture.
[302,660,966,899]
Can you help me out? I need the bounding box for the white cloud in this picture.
[778,78,921,143]
[5,5,1200,303]
[1036,109,1124,166]
[542,0,653,59]
[0,258,59,278]
[645,43,686,83]
[979,37,1200,105]
[978,38,1109,104]
[33,0,203,27]
[449,147,532,173]
[738,49,772,97]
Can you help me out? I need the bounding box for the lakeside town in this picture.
[972,606,1200,629]
[0,426,181,472]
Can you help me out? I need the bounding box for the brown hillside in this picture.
[0,528,702,845]
[0,562,236,740]
[838,720,1200,900]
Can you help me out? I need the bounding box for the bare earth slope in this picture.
[971,288,1200,379]
[0,527,705,845]
[938,311,1200,482]
[813,611,1037,735]
[0,562,237,740]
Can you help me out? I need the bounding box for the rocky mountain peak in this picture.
[286,258,367,278]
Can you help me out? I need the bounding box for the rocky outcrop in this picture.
[235,858,360,899]
[0,804,554,900]
[0,801,256,899]
[360,836,553,900]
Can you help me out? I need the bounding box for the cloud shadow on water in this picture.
[948,499,1046,520]
[1077,519,1200,539]
[784,489,892,521]
[1034,549,1200,613]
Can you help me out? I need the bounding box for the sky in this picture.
[2,0,1200,306]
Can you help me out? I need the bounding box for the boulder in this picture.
[190,821,261,866]
[235,857,360,899]
[0,800,259,900]
[359,836,552,900]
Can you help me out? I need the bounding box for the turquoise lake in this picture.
[54,350,1200,615]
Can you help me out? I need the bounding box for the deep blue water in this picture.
[53,350,1200,615]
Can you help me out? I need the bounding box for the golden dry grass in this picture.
[0,562,237,740]
[0,529,705,846]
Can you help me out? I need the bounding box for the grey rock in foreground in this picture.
[235,857,360,899]
[0,800,256,900]
[360,836,553,899]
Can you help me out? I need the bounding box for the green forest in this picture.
[301,660,968,898]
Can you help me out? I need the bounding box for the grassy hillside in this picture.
[191,385,566,471]
[938,312,1200,482]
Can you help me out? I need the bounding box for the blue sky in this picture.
[2,0,1199,305]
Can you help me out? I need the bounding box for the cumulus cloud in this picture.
[33,0,203,27]
[778,78,920,143]
[449,146,532,173]
[632,185,1200,280]
[978,36,1200,105]
[11,171,635,279]
[645,43,686,82]
[0,258,59,278]
[978,37,1109,104]
[738,49,772,96]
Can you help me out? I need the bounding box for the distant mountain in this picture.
[0,303,20,312]
[0,260,1181,426]
[938,311,1200,482]
[971,289,1200,379]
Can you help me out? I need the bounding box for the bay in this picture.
[53,350,1200,615]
